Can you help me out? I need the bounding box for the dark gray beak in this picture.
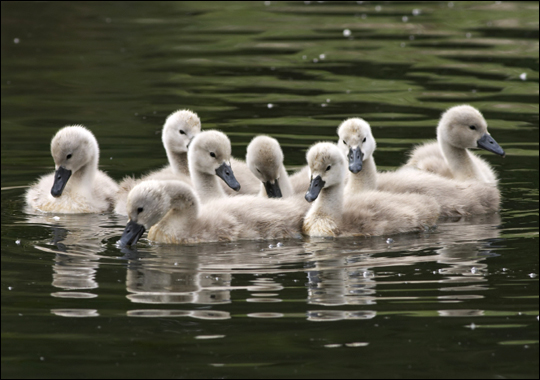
[263,179,282,198]
[477,133,505,157]
[215,162,241,191]
[305,175,325,202]
[119,219,146,247]
[348,147,364,173]
[51,166,72,197]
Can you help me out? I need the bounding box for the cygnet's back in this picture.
[26,125,118,213]
[246,135,295,198]
[114,109,200,215]
[119,180,307,245]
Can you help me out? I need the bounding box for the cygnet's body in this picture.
[114,110,200,215]
[26,125,118,213]
[246,135,295,198]
[405,105,505,185]
[302,143,439,237]
[119,180,307,245]
[188,130,241,203]
[337,117,501,217]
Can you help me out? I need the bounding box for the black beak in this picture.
[119,219,146,247]
[305,175,325,202]
[477,133,505,157]
[51,166,72,197]
[215,162,241,191]
[263,179,283,198]
[348,147,364,173]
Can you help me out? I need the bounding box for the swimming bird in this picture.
[405,105,505,185]
[246,135,295,198]
[337,117,501,217]
[302,143,440,237]
[119,180,307,245]
[26,125,118,213]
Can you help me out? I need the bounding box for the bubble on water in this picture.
[386,238,394,244]
[321,103,327,107]
[8,287,12,290]
[520,73,527,81]
[343,29,351,37]
[319,53,326,60]
[14,38,20,44]
[313,58,318,63]
[276,242,283,247]
[53,216,60,221]
[302,55,307,60]
[400,43,406,47]
[466,32,472,38]
[268,244,275,249]
[529,273,537,278]
[267,103,273,109]
[448,2,454,8]
[409,35,415,40]
[326,98,331,103]
[375,5,381,11]
[264,1,271,5]
[471,267,478,274]
[15,239,21,245]
[402,16,409,22]
[412,9,421,16]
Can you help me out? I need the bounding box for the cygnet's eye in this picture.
[137,207,143,214]
[256,168,261,173]
[179,130,186,135]
[342,140,347,146]
[362,137,367,143]
[66,154,72,159]
[469,125,476,130]
[326,165,331,171]
[210,152,216,158]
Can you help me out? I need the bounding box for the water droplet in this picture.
[375,5,382,12]
[343,29,351,37]
[321,103,327,107]
[402,16,409,22]
[313,58,318,63]
[319,54,326,60]
[267,103,273,109]
[268,244,274,249]
[326,98,331,103]
[53,216,60,220]
[520,73,527,81]
[276,242,283,247]
[13,38,20,44]
[15,239,21,245]
[40,357,45,361]
[8,287,12,290]
[412,9,421,16]
[386,238,394,244]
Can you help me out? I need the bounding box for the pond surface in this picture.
[1,1,538,378]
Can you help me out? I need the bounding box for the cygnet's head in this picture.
[188,130,241,191]
[305,142,346,202]
[50,125,100,197]
[119,180,197,246]
[337,118,376,173]
[438,105,505,156]
[246,135,285,198]
[162,109,201,154]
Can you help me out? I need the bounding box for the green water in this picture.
[1,1,538,378]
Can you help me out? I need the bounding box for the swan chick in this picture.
[114,109,200,215]
[246,135,294,198]
[188,130,241,203]
[303,143,439,237]
[119,180,306,245]
[406,105,505,184]
[26,125,118,213]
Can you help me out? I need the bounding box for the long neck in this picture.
[166,150,190,176]
[190,170,226,203]
[439,139,479,181]
[67,158,98,197]
[308,181,344,222]
[345,155,377,194]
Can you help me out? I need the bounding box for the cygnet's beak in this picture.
[348,147,364,173]
[263,179,283,198]
[477,133,505,157]
[305,175,325,202]
[215,162,241,191]
[119,219,146,247]
[51,166,72,197]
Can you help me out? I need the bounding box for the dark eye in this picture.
[210,152,216,158]
[137,207,143,214]
[257,168,261,173]
[326,165,331,171]
[342,140,347,145]
[362,137,366,143]
[66,154,72,159]
[469,125,476,130]
[179,130,186,135]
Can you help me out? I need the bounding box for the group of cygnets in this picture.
[26,105,505,246]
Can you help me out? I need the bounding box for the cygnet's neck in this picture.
[166,150,190,176]
[67,158,98,197]
[307,181,344,223]
[190,170,227,203]
[345,155,377,194]
[439,139,480,182]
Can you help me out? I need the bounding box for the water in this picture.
[1,2,538,378]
